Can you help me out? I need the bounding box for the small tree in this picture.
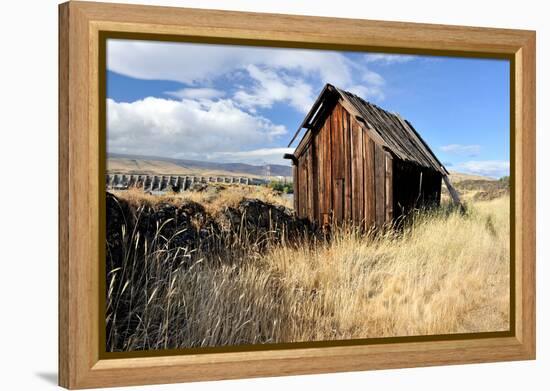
[268,180,293,194]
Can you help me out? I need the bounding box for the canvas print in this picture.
[105,39,510,352]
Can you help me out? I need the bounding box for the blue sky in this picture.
[107,39,510,178]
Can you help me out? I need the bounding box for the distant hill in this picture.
[443,172,508,202]
[107,153,293,178]
[448,171,496,182]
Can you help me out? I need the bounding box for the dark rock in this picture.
[220,198,311,241]
[106,193,222,263]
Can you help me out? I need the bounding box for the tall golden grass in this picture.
[106,187,509,351]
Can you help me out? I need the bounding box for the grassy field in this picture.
[106,182,509,351]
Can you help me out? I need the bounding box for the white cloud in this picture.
[107,39,387,109]
[105,40,393,163]
[107,40,356,86]
[107,97,287,159]
[364,53,416,65]
[267,50,356,87]
[165,87,225,100]
[451,160,509,178]
[107,40,250,84]
[343,69,387,101]
[207,147,295,166]
[362,70,385,86]
[440,144,481,156]
[234,65,316,113]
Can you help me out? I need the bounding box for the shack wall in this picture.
[294,102,395,229]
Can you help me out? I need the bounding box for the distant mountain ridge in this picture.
[108,153,293,178]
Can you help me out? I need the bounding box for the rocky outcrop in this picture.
[106,193,220,269]
[106,193,312,269]
[219,199,310,240]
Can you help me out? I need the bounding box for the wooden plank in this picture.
[343,108,352,223]
[317,122,327,222]
[307,147,315,221]
[331,104,344,179]
[315,114,331,224]
[374,145,386,227]
[337,97,389,150]
[293,162,299,215]
[293,129,313,159]
[334,179,344,223]
[311,132,319,222]
[331,104,344,224]
[350,119,364,225]
[357,126,365,225]
[364,137,376,229]
[324,115,333,221]
[304,156,310,218]
[296,160,302,216]
[316,120,325,222]
[59,3,99,388]
[58,4,70,387]
[304,149,310,219]
[443,175,464,209]
[385,153,393,224]
[299,157,308,218]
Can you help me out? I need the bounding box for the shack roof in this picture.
[288,83,449,175]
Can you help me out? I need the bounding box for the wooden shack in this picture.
[284,83,460,228]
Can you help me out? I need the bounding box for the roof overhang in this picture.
[283,153,298,165]
[287,84,340,148]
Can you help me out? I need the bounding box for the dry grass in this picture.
[263,196,509,340]
[111,184,293,214]
[106,188,509,351]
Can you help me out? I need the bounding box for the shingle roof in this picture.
[289,83,448,175]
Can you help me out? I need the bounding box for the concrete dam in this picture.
[106,173,269,192]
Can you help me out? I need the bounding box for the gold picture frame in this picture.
[59,1,536,388]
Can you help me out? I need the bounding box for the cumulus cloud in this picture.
[165,87,225,100]
[364,53,417,64]
[440,144,481,157]
[343,70,387,101]
[450,160,509,178]
[107,97,287,159]
[362,70,385,86]
[107,40,251,84]
[107,39,387,109]
[233,65,316,113]
[108,40,358,87]
[105,40,396,163]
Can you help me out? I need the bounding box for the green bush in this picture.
[268,180,293,194]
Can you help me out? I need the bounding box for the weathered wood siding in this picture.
[294,102,397,229]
